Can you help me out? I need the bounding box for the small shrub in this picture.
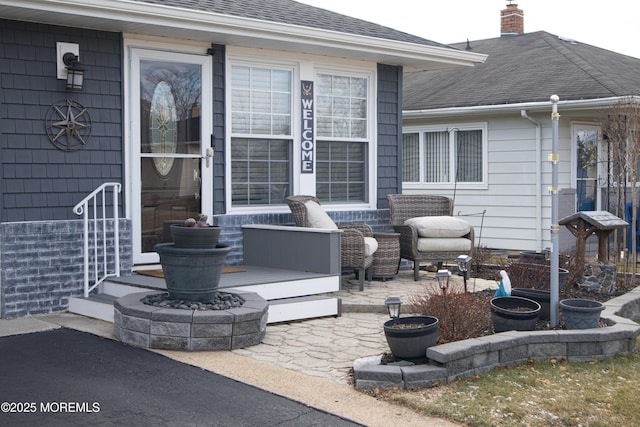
[409,287,492,344]
[505,262,551,290]
[499,250,581,294]
[471,245,492,274]
[559,250,582,291]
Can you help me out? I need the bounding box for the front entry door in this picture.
[131,49,213,264]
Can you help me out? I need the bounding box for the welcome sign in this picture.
[301,80,314,173]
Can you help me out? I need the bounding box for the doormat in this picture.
[135,267,245,279]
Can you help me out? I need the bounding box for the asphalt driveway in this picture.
[0,328,361,426]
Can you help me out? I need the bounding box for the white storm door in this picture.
[131,49,213,264]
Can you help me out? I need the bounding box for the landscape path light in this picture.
[456,254,472,292]
[436,269,451,294]
[384,297,402,323]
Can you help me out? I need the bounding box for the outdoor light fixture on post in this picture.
[456,255,472,293]
[63,52,84,91]
[436,269,451,294]
[384,297,402,322]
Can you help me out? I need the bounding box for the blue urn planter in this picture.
[383,316,439,363]
[154,243,231,303]
[170,224,221,249]
[491,296,541,332]
[560,298,605,329]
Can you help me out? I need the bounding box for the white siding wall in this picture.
[402,109,598,253]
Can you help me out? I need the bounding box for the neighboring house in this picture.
[0,0,486,318]
[401,3,640,254]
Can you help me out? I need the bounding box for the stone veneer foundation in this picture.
[114,290,268,351]
[354,288,640,390]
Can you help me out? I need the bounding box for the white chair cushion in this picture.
[417,237,472,252]
[304,200,338,229]
[405,216,471,238]
[364,237,378,257]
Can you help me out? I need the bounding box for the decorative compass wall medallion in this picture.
[45,99,92,151]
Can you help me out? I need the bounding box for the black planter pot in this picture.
[511,288,551,320]
[490,296,541,332]
[559,299,605,329]
[154,243,231,303]
[383,316,439,363]
[170,224,221,249]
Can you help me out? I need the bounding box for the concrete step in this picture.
[100,280,160,298]
[267,296,341,323]
[224,275,340,301]
[68,294,118,323]
[69,280,341,324]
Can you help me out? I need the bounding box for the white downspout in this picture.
[521,110,543,252]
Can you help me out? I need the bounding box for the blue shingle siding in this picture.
[211,44,227,215]
[376,64,403,209]
[0,19,123,222]
[0,20,129,318]
[0,219,132,319]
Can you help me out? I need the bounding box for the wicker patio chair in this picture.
[286,195,376,290]
[387,194,474,281]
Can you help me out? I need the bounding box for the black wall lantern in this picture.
[63,52,84,91]
[57,42,85,92]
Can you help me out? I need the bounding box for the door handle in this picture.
[204,147,214,168]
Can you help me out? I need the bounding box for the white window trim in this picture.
[313,67,377,210]
[225,47,378,214]
[225,56,298,214]
[403,123,488,190]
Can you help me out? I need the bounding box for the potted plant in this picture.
[382,297,439,363]
[490,296,541,332]
[154,215,230,303]
[559,298,605,329]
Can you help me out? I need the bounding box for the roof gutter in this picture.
[0,0,487,70]
[403,96,640,118]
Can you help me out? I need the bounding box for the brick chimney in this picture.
[501,2,524,36]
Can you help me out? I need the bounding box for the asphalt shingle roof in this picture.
[403,31,640,110]
[137,0,450,48]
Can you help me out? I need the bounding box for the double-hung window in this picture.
[315,73,369,203]
[403,124,487,187]
[230,64,293,206]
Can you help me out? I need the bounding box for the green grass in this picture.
[377,337,640,426]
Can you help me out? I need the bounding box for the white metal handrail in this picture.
[73,182,122,297]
